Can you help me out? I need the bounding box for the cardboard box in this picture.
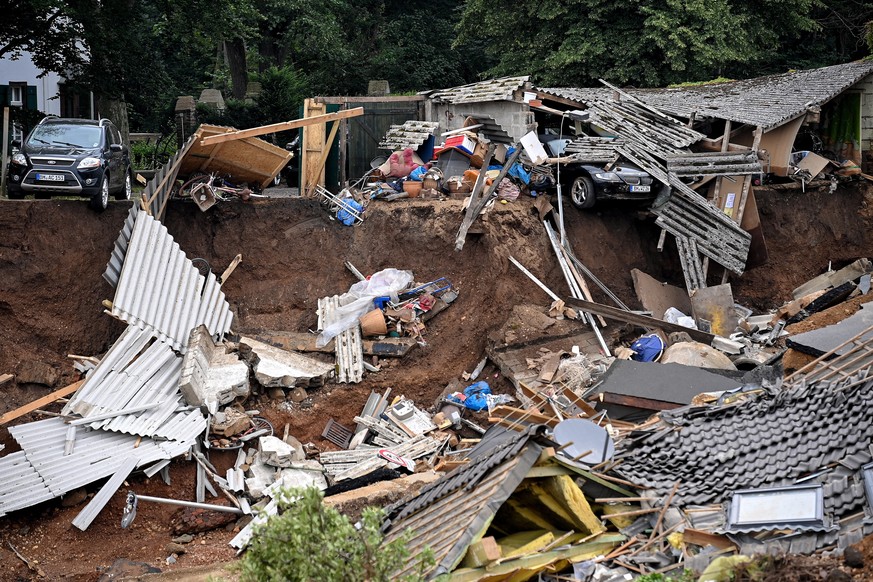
[494,143,508,165]
[470,140,489,168]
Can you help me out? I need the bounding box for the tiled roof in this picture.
[614,373,873,551]
[382,425,549,578]
[540,61,873,130]
[379,121,440,151]
[426,76,530,104]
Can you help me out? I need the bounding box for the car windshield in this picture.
[28,124,102,149]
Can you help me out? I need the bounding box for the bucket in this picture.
[359,309,388,336]
[402,181,422,197]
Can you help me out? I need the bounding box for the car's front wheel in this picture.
[115,171,132,201]
[91,175,110,211]
[570,176,596,209]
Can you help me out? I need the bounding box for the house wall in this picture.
[426,100,535,143]
[0,53,63,116]
[858,73,873,172]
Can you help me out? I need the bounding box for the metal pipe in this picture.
[133,494,243,514]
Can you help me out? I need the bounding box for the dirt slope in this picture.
[0,180,872,579]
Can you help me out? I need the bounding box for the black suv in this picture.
[7,117,132,210]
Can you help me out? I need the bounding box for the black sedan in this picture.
[563,163,655,209]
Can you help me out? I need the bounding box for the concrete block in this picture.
[268,460,328,495]
[259,435,297,468]
[245,452,278,498]
[180,325,249,412]
[239,337,333,388]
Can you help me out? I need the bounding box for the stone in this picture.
[170,507,237,536]
[268,387,286,401]
[60,487,89,507]
[661,341,737,370]
[171,534,194,544]
[210,407,251,437]
[165,542,187,555]
[826,569,852,582]
[16,361,59,387]
[260,435,296,468]
[97,559,161,581]
[844,547,864,569]
[289,387,308,403]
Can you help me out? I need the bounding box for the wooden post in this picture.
[1,107,9,196]
[304,119,341,198]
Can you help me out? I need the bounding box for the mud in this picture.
[0,180,872,579]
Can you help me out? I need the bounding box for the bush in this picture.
[238,487,433,582]
[129,138,178,170]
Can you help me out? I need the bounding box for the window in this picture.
[726,484,827,532]
[9,83,25,107]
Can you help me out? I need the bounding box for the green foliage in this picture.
[129,139,178,171]
[238,487,433,582]
[636,569,697,582]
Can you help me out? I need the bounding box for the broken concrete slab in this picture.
[269,460,328,493]
[249,330,419,358]
[259,435,296,468]
[179,325,249,412]
[245,452,278,498]
[787,301,873,356]
[238,336,334,389]
[792,258,872,300]
[631,268,692,320]
[591,359,742,416]
[690,284,738,337]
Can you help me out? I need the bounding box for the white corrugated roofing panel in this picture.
[0,417,197,518]
[61,326,201,441]
[109,210,233,352]
[0,451,54,517]
[103,204,139,288]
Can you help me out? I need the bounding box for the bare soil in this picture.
[1,180,873,580]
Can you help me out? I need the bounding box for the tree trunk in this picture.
[97,95,129,145]
[224,38,248,99]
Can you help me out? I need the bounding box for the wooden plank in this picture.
[315,95,425,104]
[198,107,364,146]
[0,373,13,387]
[304,119,341,197]
[0,379,85,425]
[683,528,738,551]
[564,296,716,344]
[596,392,680,412]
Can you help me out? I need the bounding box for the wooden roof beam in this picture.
[199,107,365,146]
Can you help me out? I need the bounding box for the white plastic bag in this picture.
[663,307,697,330]
[316,268,414,347]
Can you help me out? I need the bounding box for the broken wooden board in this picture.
[564,297,716,344]
[630,268,692,320]
[198,107,364,146]
[180,124,291,190]
[0,379,85,425]
[792,258,872,300]
[689,283,737,337]
[250,331,417,358]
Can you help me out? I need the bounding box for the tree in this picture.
[238,487,433,582]
[0,2,85,75]
[454,0,830,87]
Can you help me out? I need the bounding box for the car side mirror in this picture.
[110,143,123,152]
[11,139,20,148]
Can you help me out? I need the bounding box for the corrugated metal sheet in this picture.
[142,133,197,221]
[0,451,55,517]
[378,121,439,151]
[0,416,197,518]
[427,76,530,105]
[104,204,139,288]
[109,210,234,352]
[60,326,205,441]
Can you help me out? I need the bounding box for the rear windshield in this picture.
[28,124,102,149]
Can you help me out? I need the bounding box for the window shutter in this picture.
[0,85,7,106]
[26,85,37,110]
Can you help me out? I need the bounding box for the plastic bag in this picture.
[317,268,414,347]
[663,307,698,329]
[446,381,491,411]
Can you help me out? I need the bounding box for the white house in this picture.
[0,51,94,140]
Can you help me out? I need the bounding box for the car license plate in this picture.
[35,173,65,182]
[630,185,651,193]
